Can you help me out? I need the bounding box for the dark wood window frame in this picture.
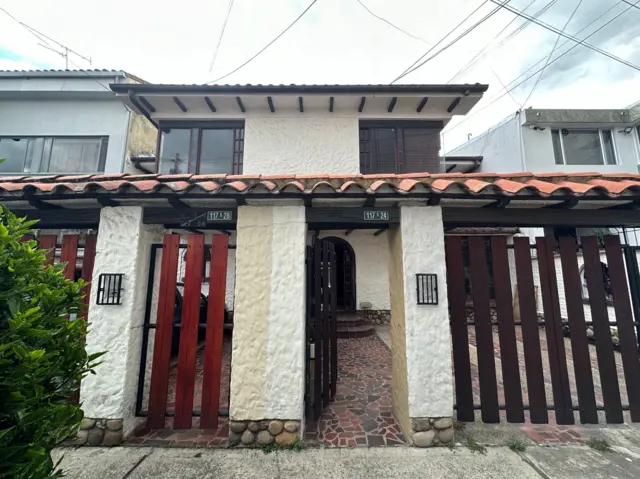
[156,121,244,175]
[359,120,444,175]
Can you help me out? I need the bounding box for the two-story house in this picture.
[0,69,156,176]
[109,82,488,329]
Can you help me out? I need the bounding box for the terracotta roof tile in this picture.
[2,172,640,205]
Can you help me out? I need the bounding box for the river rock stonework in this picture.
[68,418,123,446]
[228,420,300,447]
[410,417,454,447]
[357,309,391,325]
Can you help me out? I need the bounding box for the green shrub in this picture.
[0,207,102,478]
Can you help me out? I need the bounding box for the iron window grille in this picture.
[96,273,124,305]
[416,273,438,305]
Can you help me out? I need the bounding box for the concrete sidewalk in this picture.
[53,443,640,479]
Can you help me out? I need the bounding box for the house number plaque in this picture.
[207,211,233,221]
[181,210,234,227]
[363,210,390,221]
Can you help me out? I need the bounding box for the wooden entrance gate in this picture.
[305,238,338,421]
[143,234,229,430]
[446,234,640,425]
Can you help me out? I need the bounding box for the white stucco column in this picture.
[79,206,163,445]
[229,204,306,447]
[388,205,454,447]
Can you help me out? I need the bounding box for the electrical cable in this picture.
[520,0,583,108]
[392,0,516,83]
[207,0,318,84]
[390,0,491,83]
[444,0,640,135]
[488,0,640,72]
[448,0,552,83]
[208,0,235,73]
[355,0,430,45]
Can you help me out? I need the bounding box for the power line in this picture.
[478,0,627,109]
[355,0,430,45]
[488,0,640,72]
[392,0,517,84]
[208,0,235,73]
[390,0,491,83]
[448,0,552,84]
[490,68,520,106]
[444,0,640,135]
[208,0,318,84]
[622,0,640,9]
[520,0,583,108]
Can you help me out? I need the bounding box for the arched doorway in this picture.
[324,237,356,312]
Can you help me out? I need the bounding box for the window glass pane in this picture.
[401,128,442,173]
[159,129,191,174]
[46,138,102,173]
[551,129,563,165]
[601,130,616,165]
[561,129,604,165]
[0,138,29,172]
[199,129,235,174]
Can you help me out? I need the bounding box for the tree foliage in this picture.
[0,207,102,478]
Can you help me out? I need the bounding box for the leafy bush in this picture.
[0,207,102,478]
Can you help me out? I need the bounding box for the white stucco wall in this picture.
[522,127,640,174]
[397,206,452,418]
[230,205,306,421]
[243,116,360,175]
[80,207,164,437]
[316,230,390,310]
[447,114,523,173]
[0,99,130,174]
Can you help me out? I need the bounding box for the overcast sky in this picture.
[1,0,639,149]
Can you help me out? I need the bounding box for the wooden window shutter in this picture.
[401,129,442,173]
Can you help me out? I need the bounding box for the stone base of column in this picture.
[66,418,124,446]
[410,417,454,447]
[229,420,301,448]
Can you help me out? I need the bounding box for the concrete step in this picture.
[336,318,366,328]
[336,323,376,339]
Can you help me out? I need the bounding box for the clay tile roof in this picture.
[2,172,640,204]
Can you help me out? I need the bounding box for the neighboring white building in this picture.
[449,105,640,174]
[0,69,156,176]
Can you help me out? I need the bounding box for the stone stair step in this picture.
[336,324,376,339]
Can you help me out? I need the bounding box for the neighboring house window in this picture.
[158,123,244,175]
[551,128,616,166]
[359,121,442,174]
[0,137,108,173]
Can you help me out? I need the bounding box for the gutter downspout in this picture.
[516,110,527,171]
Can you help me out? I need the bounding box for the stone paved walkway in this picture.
[306,335,406,447]
[128,333,232,446]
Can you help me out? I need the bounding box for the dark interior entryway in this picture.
[324,237,356,312]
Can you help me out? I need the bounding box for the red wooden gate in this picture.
[38,233,97,321]
[447,234,640,425]
[147,234,229,430]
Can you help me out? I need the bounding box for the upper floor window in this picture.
[551,128,616,166]
[158,123,244,175]
[0,137,108,174]
[359,121,442,174]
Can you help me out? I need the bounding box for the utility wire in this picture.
[448,0,551,84]
[208,0,235,73]
[390,0,491,83]
[520,0,583,108]
[355,0,430,45]
[622,0,640,9]
[444,0,640,135]
[491,68,520,106]
[478,0,627,109]
[208,0,318,84]
[392,0,513,83]
[488,0,640,72]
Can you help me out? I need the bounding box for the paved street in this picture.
[53,443,640,479]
